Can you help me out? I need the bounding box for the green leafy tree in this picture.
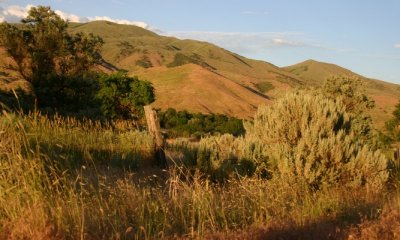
[35,73,100,115]
[158,108,245,138]
[0,6,103,110]
[96,72,155,120]
[386,100,400,141]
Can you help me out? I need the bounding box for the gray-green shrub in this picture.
[197,91,388,190]
[245,92,387,190]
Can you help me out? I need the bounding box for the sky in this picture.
[1,0,400,83]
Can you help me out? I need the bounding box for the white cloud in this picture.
[0,5,33,22]
[2,5,31,18]
[55,10,83,23]
[395,43,400,48]
[0,4,151,30]
[271,38,303,47]
[163,31,353,58]
[165,31,309,53]
[87,16,149,29]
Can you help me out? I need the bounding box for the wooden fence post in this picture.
[144,105,166,167]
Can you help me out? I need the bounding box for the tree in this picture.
[96,72,155,121]
[0,6,103,107]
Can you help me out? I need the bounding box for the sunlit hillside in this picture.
[1,21,399,124]
[284,59,400,127]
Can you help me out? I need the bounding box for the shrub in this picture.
[35,73,100,116]
[96,72,155,120]
[245,92,388,190]
[197,134,256,182]
[159,108,245,138]
[0,88,35,113]
[385,100,400,142]
[136,55,153,68]
[255,81,275,93]
[196,91,388,189]
[167,53,198,68]
[321,75,386,149]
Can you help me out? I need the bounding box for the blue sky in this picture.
[1,0,400,83]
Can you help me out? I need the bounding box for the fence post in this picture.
[144,105,166,167]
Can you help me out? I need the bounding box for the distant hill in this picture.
[1,21,399,126]
[68,21,304,118]
[284,59,400,127]
[283,59,365,86]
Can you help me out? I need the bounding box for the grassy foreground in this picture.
[0,112,399,239]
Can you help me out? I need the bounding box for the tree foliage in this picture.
[35,73,100,115]
[96,72,155,120]
[0,6,103,84]
[159,108,245,138]
[0,6,157,121]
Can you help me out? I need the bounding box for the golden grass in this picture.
[1,20,400,238]
[0,113,399,239]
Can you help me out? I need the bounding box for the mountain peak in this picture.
[68,20,157,38]
[283,59,363,86]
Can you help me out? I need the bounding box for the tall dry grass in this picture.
[0,111,398,239]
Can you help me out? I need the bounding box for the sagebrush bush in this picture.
[197,134,256,181]
[245,92,388,190]
[197,91,388,189]
[321,75,384,149]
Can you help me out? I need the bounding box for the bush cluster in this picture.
[0,6,154,122]
[196,91,388,190]
[159,108,245,138]
[1,72,155,122]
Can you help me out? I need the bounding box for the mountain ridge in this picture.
[1,21,399,125]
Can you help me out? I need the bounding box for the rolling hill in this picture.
[1,21,399,126]
[68,21,304,118]
[284,60,400,127]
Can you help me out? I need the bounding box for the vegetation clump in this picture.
[245,91,388,190]
[197,84,388,189]
[0,6,155,121]
[159,108,245,138]
[386,100,400,141]
[0,6,103,87]
[255,81,275,93]
[97,72,155,121]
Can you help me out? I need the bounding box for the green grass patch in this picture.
[255,81,275,93]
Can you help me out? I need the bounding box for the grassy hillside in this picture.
[283,59,365,86]
[1,21,399,125]
[68,21,304,118]
[284,60,400,127]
